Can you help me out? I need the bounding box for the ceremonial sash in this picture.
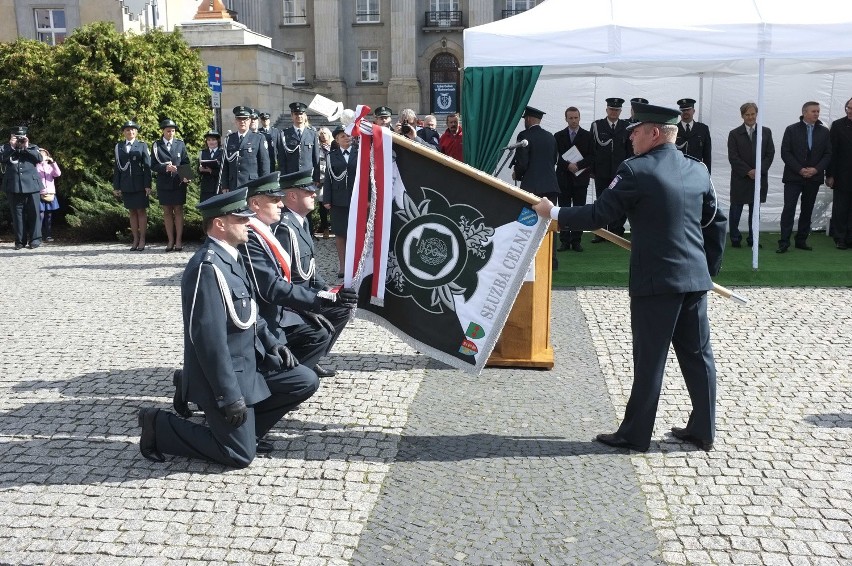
[247,217,292,282]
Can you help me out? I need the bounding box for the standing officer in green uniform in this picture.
[139,188,319,467]
[221,106,270,192]
[258,112,281,171]
[1,126,43,249]
[532,102,727,453]
[590,97,630,240]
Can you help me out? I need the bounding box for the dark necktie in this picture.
[686,123,691,134]
[166,141,172,152]
[570,130,576,143]
[343,149,349,161]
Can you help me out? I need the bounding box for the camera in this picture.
[15,136,25,143]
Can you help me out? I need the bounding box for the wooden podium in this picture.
[486,223,555,369]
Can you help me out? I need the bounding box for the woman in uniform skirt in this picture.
[112,121,152,251]
[198,130,222,203]
[152,119,190,251]
[323,126,358,277]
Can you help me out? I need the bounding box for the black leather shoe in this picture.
[835,241,848,250]
[594,432,648,452]
[256,439,274,454]
[591,235,605,243]
[13,243,22,250]
[557,243,570,252]
[731,241,742,248]
[571,243,584,252]
[794,243,813,251]
[138,408,165,462]
[172,369,193,418]
[775,245,788,254]
[313,364,336,378]
[670,427,713,451]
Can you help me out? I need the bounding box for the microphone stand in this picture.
[493,148,516,177]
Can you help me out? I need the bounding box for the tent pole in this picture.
[753,58,765,270]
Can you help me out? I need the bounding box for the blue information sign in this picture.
[207,66,222,93]
[432,82,457,114]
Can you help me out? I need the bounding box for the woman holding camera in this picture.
[113,120,152,251]
[37,148,61,242]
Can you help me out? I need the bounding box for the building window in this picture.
[34,9,66,45]
[503,0,538,18]
[430,0,459,10]
[360,50,379,83]
[426,0,461,27]
[356,0,380,23]
[293,51,305,83]
[282,0,307,24]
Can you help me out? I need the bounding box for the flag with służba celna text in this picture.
[343,114,548,374]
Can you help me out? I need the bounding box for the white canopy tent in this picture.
[464,0,852,264]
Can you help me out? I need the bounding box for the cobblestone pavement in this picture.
[0,239,850,565]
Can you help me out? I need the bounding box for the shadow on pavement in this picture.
[804,413,852,428]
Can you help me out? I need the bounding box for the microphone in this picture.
[501,139,528,151]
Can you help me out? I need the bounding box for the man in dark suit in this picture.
[590,97,630,240]
[258,112,281,171]
[727,102,775,248]
[511,105,559,269]
[554,106,593,252]
[276,102,321,180]
[826,97,852,249]
[138,188,319,468]
[777,101,832,253]
[323,126,359,275]
[238,172,335,378]
[1,126,43,249]
[221,105,270,192]
[676,98,712,172]
[532,101,727,453]
[275,169,359,368]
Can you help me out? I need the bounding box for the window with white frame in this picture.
[505,0,537,9]
[360,50,379,82]
[430,0,459,10]
[292,51,305,83]
[34,9,66,45]
[356,0,380,23]
[282,0,307,24]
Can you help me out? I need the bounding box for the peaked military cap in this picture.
[279,168,317,191]
[120,120,140,131]
[631,97,649,104]
[332,125,348,138]
[159,118,178,130]
[240,171,285,198]
[11,126,27,136]
[258,112,271,119]
[197,187,255,219]
[626,102,682,131]
[522,105,545,119]
[289,102,308,113]
[233,105,252,117]
[374,106,392,117]
[250,110,259,119]
[606,97,626,109]
[677,98,696,109]
[204,130,221,139]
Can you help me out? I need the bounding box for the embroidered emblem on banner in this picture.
[517,207,538,226]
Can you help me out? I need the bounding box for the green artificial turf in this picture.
[551,232,852,288]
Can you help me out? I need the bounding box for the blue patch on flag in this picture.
[517,207,538,226]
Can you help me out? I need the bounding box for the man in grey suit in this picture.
[727,102,775,248]
[1,126,44,249]
[221,106,270,192]
[532,102,727,452]
[138,188,318,468]
[777,101,832,253]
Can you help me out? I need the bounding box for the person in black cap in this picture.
[323,126,359,275]
[198,130,222,204]
[626,98,649,158]
[275,169,359,373]
[511,105,559,268]
[238,171,332,378]
[676,98,712,172]
[373,106,393,129]
[532,101,727,453]
[221,105,270,193]
[589,97,630,241]
[249,110,260,133]
[276,102,321,181]
[1,126,44,249]
[152,118,190,251]
[554,106,594,252]
[257,111,280,170]
[112,120,152,251]
[139,187,318,467]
